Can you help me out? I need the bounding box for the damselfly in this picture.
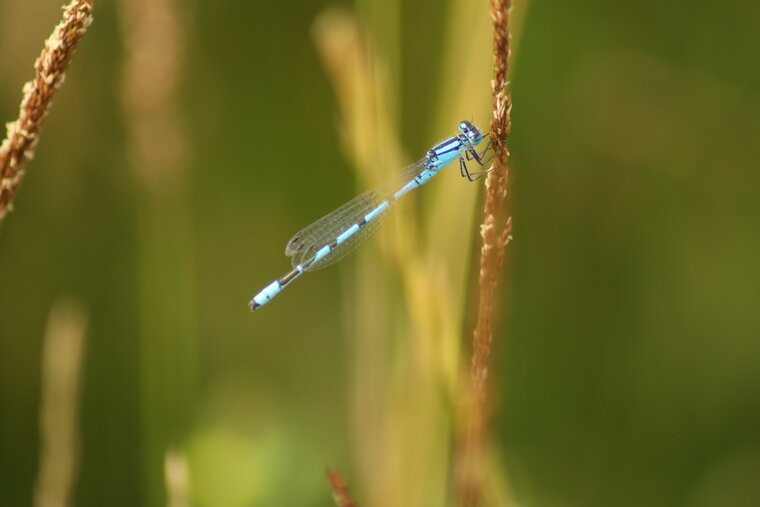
[250,120,490,310]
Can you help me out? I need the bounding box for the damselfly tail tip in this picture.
[248,300,260,311]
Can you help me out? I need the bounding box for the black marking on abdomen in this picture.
[279,268,300,286]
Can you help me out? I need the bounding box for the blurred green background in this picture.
[1,0,759,506]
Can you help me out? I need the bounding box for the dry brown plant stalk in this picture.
[475,0,513,404]
[325,467,357,507]
[460,0,513,504]
[0,0,94,225]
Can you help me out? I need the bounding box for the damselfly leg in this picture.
[460,136,496,181]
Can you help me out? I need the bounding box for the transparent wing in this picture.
[285,188,385,271]
[300,200,389,271]
[284,157,429,271]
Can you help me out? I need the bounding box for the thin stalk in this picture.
[34,299,87,507]
[0,0,94,226]
[460,0,513,505]
[325,468,357,507]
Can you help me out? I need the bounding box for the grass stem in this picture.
[0,0,94,226]
[460,0,513,504]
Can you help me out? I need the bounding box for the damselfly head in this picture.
[458,120,483,146]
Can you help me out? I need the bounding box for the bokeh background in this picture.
[1,0,759,506]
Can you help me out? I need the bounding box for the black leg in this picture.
[460,157,474,181]
[478,139,493,162]
[465,138,492,164]
[479,150,495,167]
[460,157,491,182]
[460,136,504,182]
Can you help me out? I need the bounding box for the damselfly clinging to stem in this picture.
[249,120,492,311]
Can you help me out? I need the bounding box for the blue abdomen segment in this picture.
[363,201,389,222]
[394,168,436,198]
[312,245,331,264]
[250,280,282,309]
[337,224,360,244]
